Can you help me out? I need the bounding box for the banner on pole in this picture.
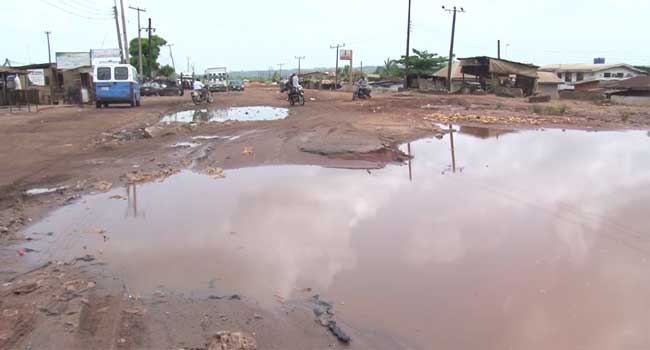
[340,50,353,61]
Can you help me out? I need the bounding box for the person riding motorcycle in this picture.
[288,73,301,95]
[354,76,371,99]
[193,78,209,99]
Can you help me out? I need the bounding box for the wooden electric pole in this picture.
[129,5,146,77]
[141,18,156,78]
[119,0,128,62]
[442,5,465,92]
[330,43,345,89]
[404,0,412,89]
[44,31,52,64]
[167,44,176,73]
[112,4,124,63]
[497,40,501,59]
[295,56,305,75]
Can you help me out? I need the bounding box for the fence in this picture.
[0,89,40,111]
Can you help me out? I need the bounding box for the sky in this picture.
[2,0,649,73]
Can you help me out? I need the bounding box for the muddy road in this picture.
[1,87,649,349]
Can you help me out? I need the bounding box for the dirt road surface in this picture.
[1,87,648,349]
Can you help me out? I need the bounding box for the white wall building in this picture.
[539,63,647,90]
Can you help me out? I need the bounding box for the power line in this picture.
[58,0,112,15]
[39,0,111,19]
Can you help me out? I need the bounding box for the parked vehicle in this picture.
[192,87,214,105]
[140,79,183,97]
[287,86,305,106]
[140,81,161,96]
[94,64,141,108]
[205,67,228,92]
[156,79,183,96]
[353,85,372,100]
[228,80,244,91]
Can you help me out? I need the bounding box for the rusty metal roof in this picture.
[537,71,563,84]
[605,76,650,90]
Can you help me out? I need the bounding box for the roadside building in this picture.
[56,52,93,104]
[432,62,479,92]
[535,71,563,99]
[539,63,647,90]
[458,56,539,96]
[0,67,34,106]
[604,75,650,106]
[12,63,57,104]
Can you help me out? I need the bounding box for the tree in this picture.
[271,71,280,82]
[396,49,448,77]
[159,65,175,77]
[129,35,167,77]
[376,58,400,77]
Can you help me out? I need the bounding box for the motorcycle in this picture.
[353,85,372,100]
[191,87,214,105]
[288,86,305,106]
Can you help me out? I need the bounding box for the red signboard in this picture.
[340,50,353,61]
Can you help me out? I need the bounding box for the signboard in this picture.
[91,49,121,66]
[28,69,45,86]
[56,52,91,70]
[340,49,353,61]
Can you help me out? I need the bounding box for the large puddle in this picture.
[22,128,650,349]
[160,106,288,123]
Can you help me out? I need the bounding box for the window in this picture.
[576,72,584,81]
[565,72,572,82]
[616,72,624,78]
[97,67,111,80]
[557,73,562,79]
[114,67,129,80]
[604,72,611,78]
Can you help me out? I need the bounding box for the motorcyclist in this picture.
[358,76,369,89]
[193,78,208,99]
[356,76,370,98]
[289,73,301,94]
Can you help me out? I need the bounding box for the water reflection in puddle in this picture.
[160,106,288,123]
[23,128,650,350]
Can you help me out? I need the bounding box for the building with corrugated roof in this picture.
[539,63,647,90]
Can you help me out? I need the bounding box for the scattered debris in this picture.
[311,295,351,344]
[86,228,106,235]
[5,261,52,283]
[208,294,241,301]
[109,195,127,200]
[94,181,113,192]
[242,147,254,156]
[124,168,179,183]
[206,331,257,350]
[328,321,351,344]
[206,167,226,178]
[11,282,39,295]
[75,255,96,262]
[24,186,67,196]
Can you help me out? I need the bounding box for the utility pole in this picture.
[187,57,190,73]
[167,44,176,72]
[330,43,345,89]
[129,6,146,77]
[112,4,124,63]
[295,56,305,75]
[141,18,156,78]
[44,31,52,64]
[277,63,285,79]
[119,0,128,62]
[442,5,465,92]
[497,40,501,59]
[404,0,412,89]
